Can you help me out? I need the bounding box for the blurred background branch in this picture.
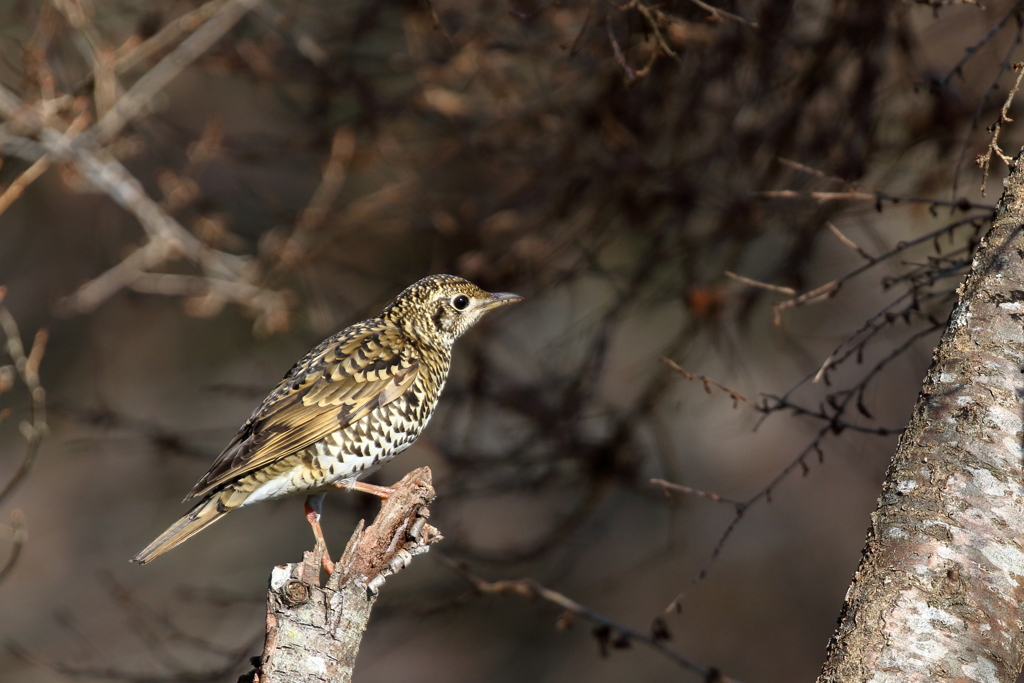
[0,286,47,587]
[0,0,1021,681]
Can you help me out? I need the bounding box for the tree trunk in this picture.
[818,149,1024,681]
[248,467,441,683]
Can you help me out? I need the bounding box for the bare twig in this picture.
[662,356,903,434]
[650,479,746,507]
[113,0,231,77]
[0,291,48,508]
[762,214,988,324]
[0,509,26,584]
[436,553,740,681]
[0,288,47,586]
[0,106,90,219]
[827,222,875,262]
[685,0,758,28]
[0,155,50,219]
[938,0,1024,89]
[772,281,840,323]
[615,1,681,61]
[723,271,797,295]
[606,20,637,84]
[0,84,290,329]
[756,189,993,212]
[952,14,1024,201]
[80,0,260,146]
[664,293,950,612]
[661,358,757,408]
[778,157,846,184]
[978,62,1024,195]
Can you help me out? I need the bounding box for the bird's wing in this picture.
[185,320,420,500]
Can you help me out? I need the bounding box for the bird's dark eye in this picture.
[452,294,470,311]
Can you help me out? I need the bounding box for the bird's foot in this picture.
[316,540,335,575]
[345,481,396,499]
[305,499,335,575]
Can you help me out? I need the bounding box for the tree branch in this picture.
[249,467,441,683]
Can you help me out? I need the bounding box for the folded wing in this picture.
[186,320,420,500]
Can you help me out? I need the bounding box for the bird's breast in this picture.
[306,375,444,486]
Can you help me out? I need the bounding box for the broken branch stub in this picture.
[251,467,441,683]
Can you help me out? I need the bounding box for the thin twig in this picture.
[606,20,636,84]
[0,293,48,508]
[436,553,740,681]
[116,1,231,76]
[756,189,993,211]
[666,292,953,611]
[80,0,260,146]
[952,14,1024,202]
[650,479,746,507]
[723,271,796,295]
[0,107,90,219]
[767,214,989,324]
[938,0,1024,89]
[978,62,1024,195]
[616,0,681,61]
[661,358,757,408]
[0,509,26,584]
[827,222,875,262]
[0,91,288,326]
[772,281,840,323]
[777,157,846,184]
[685,0,758,28]
[0,155,50,218]
[770,260,972,423]
[0,289,47,586]
[663,356,903,434]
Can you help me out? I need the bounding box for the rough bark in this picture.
[249,467,441,683]
[817,150,1024,681]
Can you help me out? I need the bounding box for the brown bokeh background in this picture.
[0,0,1018,681]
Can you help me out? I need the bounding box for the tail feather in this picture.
[132,497,229,564]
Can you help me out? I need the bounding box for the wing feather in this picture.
[185,320,420,500]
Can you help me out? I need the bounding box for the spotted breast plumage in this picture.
[132,274,522,571]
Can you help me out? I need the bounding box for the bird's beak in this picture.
[480,291,524,310]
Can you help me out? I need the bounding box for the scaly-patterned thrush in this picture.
[133,274,522,571]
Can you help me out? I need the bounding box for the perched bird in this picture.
[132,274,522,571]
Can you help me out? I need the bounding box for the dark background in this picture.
[0,0,1017,681]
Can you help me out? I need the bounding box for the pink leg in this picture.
[345,481,396,499]
[304,499,335,575]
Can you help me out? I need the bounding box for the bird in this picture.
[132,274,522,572]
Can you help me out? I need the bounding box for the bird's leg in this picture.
[304,494,335,575]
[344,481,396,499]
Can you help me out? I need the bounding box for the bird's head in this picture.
[383,274,523,347]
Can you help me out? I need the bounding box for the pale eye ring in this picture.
[452,294,470,310]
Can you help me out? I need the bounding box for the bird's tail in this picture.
[132,495,231,565]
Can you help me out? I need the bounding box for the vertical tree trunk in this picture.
[251,468,441,683]
[818,149,1024,681]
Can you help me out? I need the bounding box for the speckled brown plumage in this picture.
[133,274,522,567]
